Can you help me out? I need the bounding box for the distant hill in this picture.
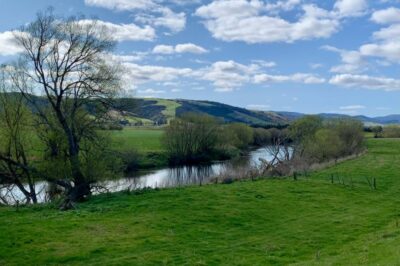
[4,93,399,126]
[111,98,400,126]
[276,111,400,126]
[112,98,288,126]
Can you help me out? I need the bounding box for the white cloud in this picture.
[247,104,271,110]
[0,31,24,56]
[193,59,324,92]
[339,105,365,110]
[152,45,175,54]
[107,52,147,62]
[79,19,155,41]
[322,45,365,73]
[175,43,208,54]
[195,60,256,92]
[265,0,301,12]
[85,0,157,11]
[122,62,192,86]
[251,60,277,68]
[329,74,400,91]
[371,7,400,24]
[310,63,323,69]
[195,1,340,44]
[135,7,186,33]
[153,43,208,54]
[333,0,368,17]
[85,0,186,33]
[360,41,400,61]
[138,88,166,94]
[359,24,400,62]
[253,73,325,84]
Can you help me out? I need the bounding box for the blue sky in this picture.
[0,0,400,116]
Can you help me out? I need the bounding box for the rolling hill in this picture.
[113,98,400,127]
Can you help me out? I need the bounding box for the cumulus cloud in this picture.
[322,45,366,73]
[194,0,368,44]
[153,43,208,54]
[121,62,192,87]
[195,1,341,43]
[85,0,157,11]
[371,7,400,24]
[253,73,325,84]
[135,7,186,33]
[333,0,368,17]
[193,59,324,92]
[329,74,400,91]
[0,31,24,56]
[195,60,256,92]
[85,0,186,33]
[358,24,400,62]
[78,19,155,41]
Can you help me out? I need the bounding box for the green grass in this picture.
[2,138,400,265]
[110,127,165,153]
[154,98,181,122]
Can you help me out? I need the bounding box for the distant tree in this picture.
[164,113,220,164]
[382,125,400,138]
[371,126,383,138]
[253,128,272,146]
[289,115,323,157]
[224,123,254,149]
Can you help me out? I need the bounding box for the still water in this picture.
[1,147,275,204]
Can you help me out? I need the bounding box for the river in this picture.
[0,147,276,204]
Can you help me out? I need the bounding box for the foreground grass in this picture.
[2,138,400,265]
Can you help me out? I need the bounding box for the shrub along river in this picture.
[1,147,277,204]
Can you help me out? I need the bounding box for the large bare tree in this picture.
[6,8,122,207]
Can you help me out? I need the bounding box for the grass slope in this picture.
[2,138,400,265]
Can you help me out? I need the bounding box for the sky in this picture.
[0,0,400,117]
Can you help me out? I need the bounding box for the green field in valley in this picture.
[1,138,400,265]
[110,127,165,153]
[110,127,167,169]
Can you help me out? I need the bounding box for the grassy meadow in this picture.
[110,127,167,169]
[110,127,165,153]
[1,138,400,265]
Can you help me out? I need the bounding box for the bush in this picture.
[223,123,254,149]
[289,117,364,163]
[382,125,400,138]
[163,113,220,164]
[253,128,272,146]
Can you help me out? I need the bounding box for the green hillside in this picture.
[2,138,400,265]
[112,98,288,126]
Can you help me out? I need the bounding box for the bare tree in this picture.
[7,8,122,208]
[260,128,291,175]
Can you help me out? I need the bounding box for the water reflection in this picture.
[1,147,275,204]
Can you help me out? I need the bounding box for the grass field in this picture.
[2,138,400,265]
[110,127,165,153]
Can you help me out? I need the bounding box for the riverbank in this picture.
[2,138,400,264]
[111,127,256,171]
